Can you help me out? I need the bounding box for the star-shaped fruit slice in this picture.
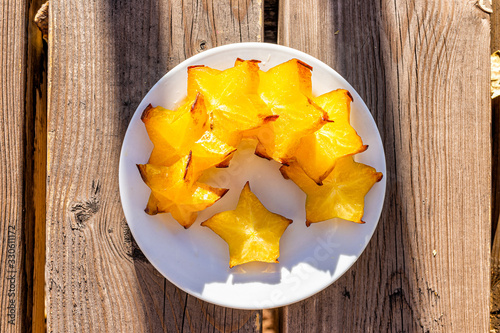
[187,59,277,147]
[255,58,330,164]
[201,182,292,268]
[142,95,236,176]
[280,157,382,225]
[294,89,367,184]
[187,65,221,97]
[138,153,229,228]
[142,94,209,166]
[189,131,237,175]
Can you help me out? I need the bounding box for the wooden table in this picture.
[1,0,492,332]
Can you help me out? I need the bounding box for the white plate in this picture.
[119,43,386,309]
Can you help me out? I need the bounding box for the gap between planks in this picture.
[491,0,500,331]
[26,1,48,332]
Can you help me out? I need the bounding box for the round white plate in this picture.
[119,43,386,309]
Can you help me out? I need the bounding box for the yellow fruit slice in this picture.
[142,95,209,166]
[280,157,382,225]
[145,193,160,215]
[187,59,276,147]
[201,182,292,268]
[295,89,367,184]
[189,131,237,178]
[145,194,198,227]
[142,95,236,175]
[138,153,229,228]
[255,59,330,164]
[187,65,222,98]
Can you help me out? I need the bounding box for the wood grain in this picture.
[279,0,490,332]
[492,0,500,53]
[0,2,28,332]
[46,0,263,331]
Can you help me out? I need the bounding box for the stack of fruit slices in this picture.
[137,58,383,267]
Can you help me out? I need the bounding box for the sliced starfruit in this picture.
[145,194,199,227]
[186,65,222,97]
[255,59,330,164]
[280,156,382,225]
[201,182,292,268]
[187,59,277,147]
[189,130,237,178]
[142,94,209,166]
[142,95,236,176]
[295,89,367,184]
[138,153,229,228]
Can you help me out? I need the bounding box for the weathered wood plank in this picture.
[46,0,263,331]
[0,2,28,332]
[492,0,500,53]
[279,0,490,332]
